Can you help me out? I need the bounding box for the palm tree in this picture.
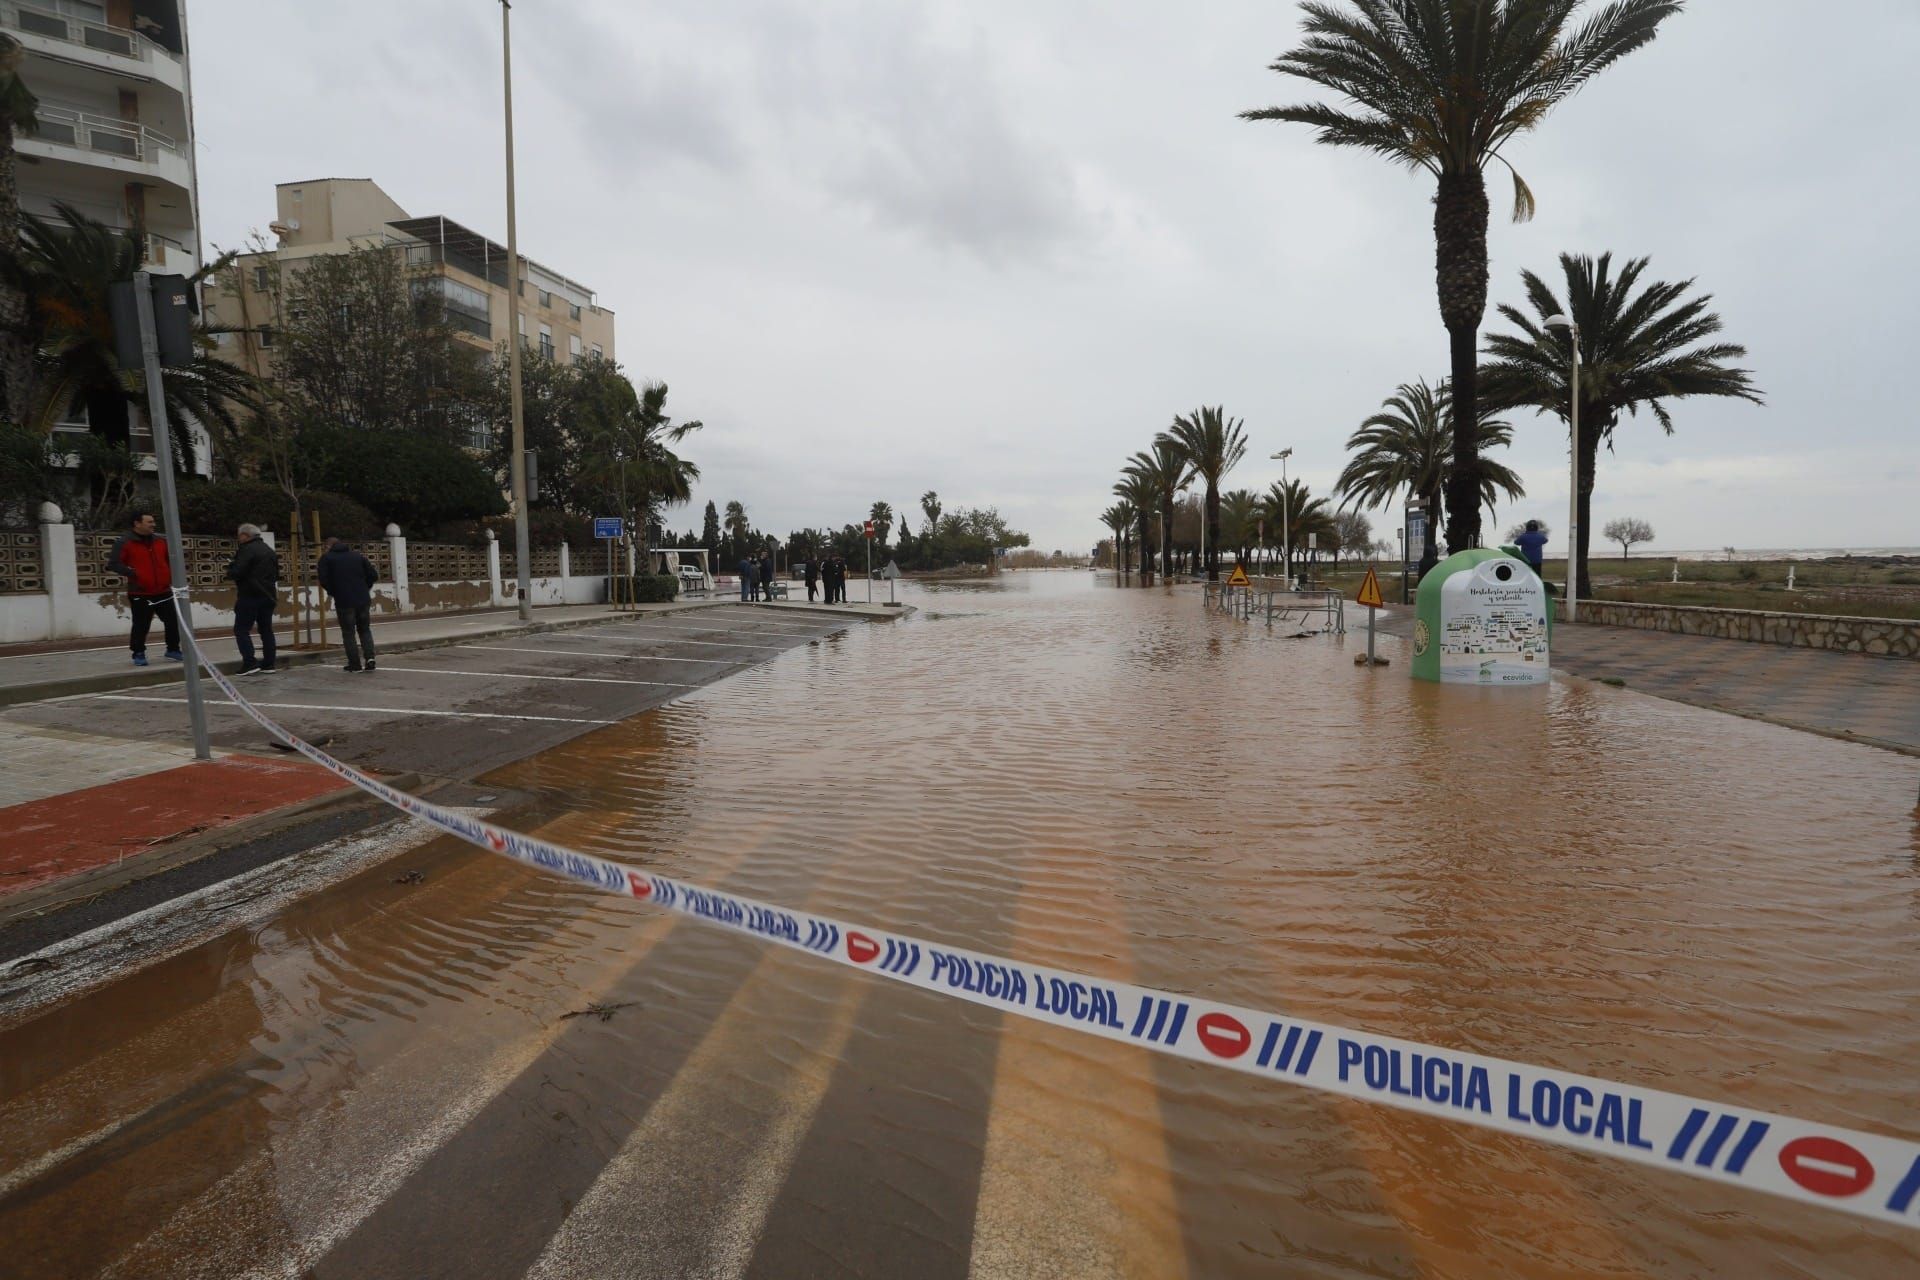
[1165,405,1248,582]
[723,499,750,561]
[578,380,700,563]
[1100,502,1133,571]
[1220,487,1260,568]
[0,33,39,424]
[1113,471,1157,580]
[1125,437,1193,581]
[1481,251,1760,596]
[1243,0,1680,554]
[1334,378,1526,571]
[1261,478,1335,581]
[15,204,258,470]
[869,500,893,548]
[919,490,942,529]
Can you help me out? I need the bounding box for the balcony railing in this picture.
[29,103,183,166]
[3,2,181,66]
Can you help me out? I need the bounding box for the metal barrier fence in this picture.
[1204,581,1345,633]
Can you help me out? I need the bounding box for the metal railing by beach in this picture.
[1205,579,1346,633]
[2,2,181,67]
[28,104,184,166]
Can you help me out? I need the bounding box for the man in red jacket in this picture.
[107,511,180,667]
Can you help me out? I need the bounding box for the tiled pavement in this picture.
[1552,623,1920,755]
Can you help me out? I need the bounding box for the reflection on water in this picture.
[3,572,1919,1277]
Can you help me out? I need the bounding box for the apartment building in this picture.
[5,0,204,465]
[204,178,617,448]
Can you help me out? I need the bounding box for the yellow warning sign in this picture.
[1356,564,1385,610]
[1226,564,1250,587]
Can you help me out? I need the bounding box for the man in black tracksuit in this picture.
[317,537,380,672]
[225,523,280,675]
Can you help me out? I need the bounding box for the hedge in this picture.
[298,425,506,529]
[173,480,380,539]
[624,574,679,603]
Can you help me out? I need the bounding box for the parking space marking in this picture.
[93,695,619,725]
[466,644,755,667]
[375,666,699,689]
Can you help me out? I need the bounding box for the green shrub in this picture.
[173,480,380,539]
[298,425,507,530]
[624,574,679,603]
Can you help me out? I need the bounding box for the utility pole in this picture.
[132,272,211,760]
[501,0,532,622]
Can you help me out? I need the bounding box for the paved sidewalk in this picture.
[0,754,350,901]
[1552,624,1920,755]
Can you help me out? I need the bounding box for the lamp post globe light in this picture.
[1544,313,1581,622]
[1270,449,1292,586]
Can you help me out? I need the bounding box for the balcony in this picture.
[19,103,192,191]
[2,3,186,93]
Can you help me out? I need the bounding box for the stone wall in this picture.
[1576,600,1920,658]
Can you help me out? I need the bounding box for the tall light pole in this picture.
[1545,314,1581,622]
[501,0,532,622]
[1270,448,1292,586]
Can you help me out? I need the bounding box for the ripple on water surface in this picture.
[3,573,1918,1278]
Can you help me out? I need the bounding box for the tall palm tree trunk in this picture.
[1204,480,1220,581]
[1435,170,1490,556]
[1576,427,1601,600]
[0,127,30,425]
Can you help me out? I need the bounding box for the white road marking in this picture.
[93,695,618,725]
[372,666,698,689]
[466,644,753,667]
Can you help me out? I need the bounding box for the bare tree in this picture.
[1604,517,1654,558]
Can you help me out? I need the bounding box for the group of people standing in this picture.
[730,550,855,604]
[107,512,381,676]
[804,553,852,603]
[736,550,779,602]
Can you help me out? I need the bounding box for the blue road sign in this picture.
[594,517,622,540]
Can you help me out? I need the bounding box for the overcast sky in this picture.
[192,1,1919,555]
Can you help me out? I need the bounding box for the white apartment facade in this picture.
[4,0,205,469]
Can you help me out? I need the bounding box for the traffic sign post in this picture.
[1356,563,1387,667]
[594,517,622,608]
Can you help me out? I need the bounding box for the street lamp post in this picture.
[501,0,532,622]
[1270,449,1292,587]
[1545,314,1582,622]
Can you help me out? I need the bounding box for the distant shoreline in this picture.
[1599,547,1919,563]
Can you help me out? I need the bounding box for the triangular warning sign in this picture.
[1356,564,1385,610]
[1226,564,1250,587]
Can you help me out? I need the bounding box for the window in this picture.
[256,325,274,348]
[538,289,551,309]
[538,323,554,360]
[251,265,269,291]
[591,343,603,358]
[568,302,581,322]
[568,334,582,361]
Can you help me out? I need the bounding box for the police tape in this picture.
[181,632,1920,1232]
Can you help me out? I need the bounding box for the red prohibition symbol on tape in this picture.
[846,932,881,964]
[626,872,652,898]
[1196,1012,1252,1059]
[1778,1136,1875,1198]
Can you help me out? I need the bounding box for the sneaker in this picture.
[131,653,148,667]
[257,665,277,675]
[238,664,263,677]
[344,662,362,673]
[364,659,376,671]
[164,649,183,662]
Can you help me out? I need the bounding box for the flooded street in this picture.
[3,573,1918,1278]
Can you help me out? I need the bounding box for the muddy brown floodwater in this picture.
[3,573,1919,1279]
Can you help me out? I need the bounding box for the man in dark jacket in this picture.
[759,551,776,600]
[803,555,819,602]
[317,537,380,672]
[225,523,280,675]
[108,511,179,667]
